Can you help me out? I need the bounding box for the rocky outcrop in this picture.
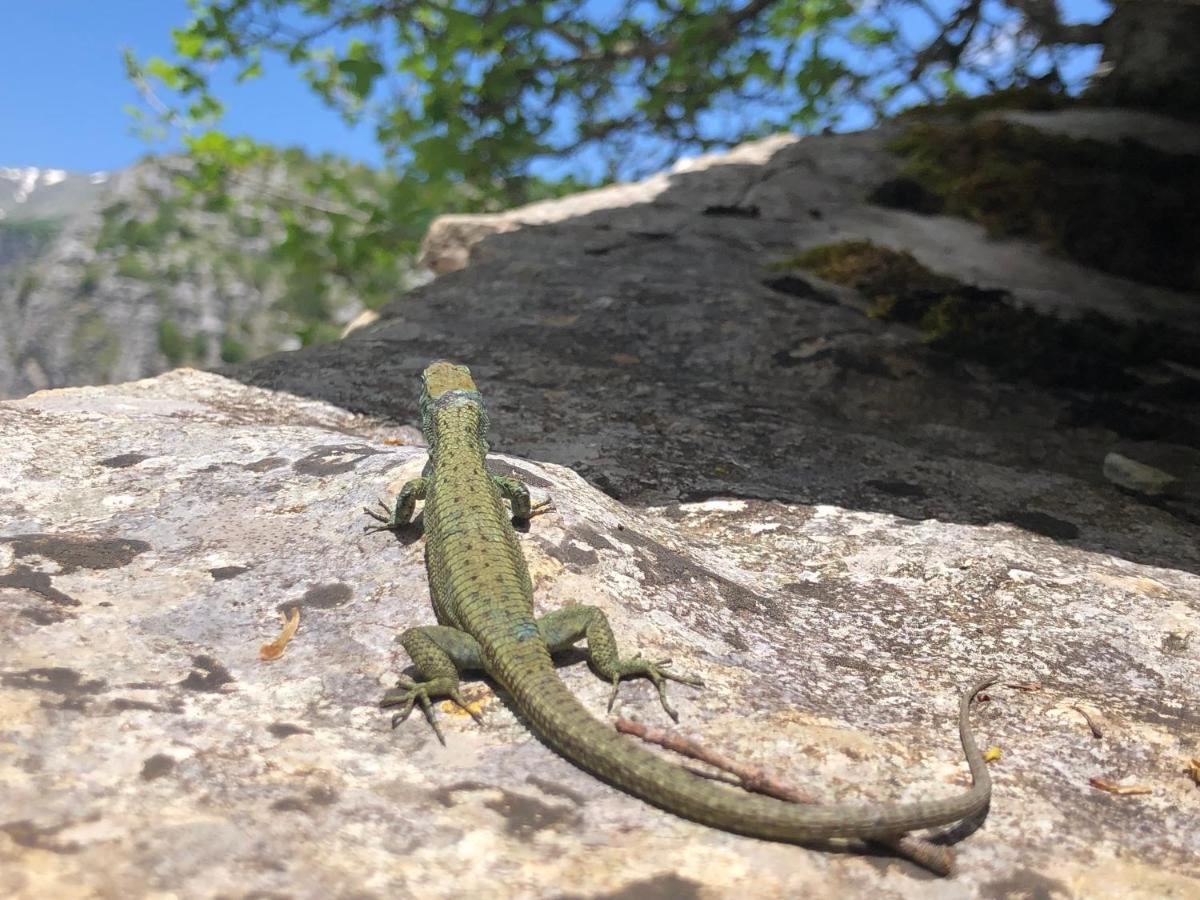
[2,109,1199,897]
[0,160,390,399]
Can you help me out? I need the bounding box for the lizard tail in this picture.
[502,663,995,842]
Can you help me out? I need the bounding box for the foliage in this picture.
[157,318,190,365]
[118,1,1112,355]
[0,218,63,243]
[93,152,425,354]
[130,1,1098,181]
[0,218,63,271]
[71,312,122,376]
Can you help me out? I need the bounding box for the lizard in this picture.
[365,360,997,847]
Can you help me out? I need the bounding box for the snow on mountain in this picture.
[0,166,109,220]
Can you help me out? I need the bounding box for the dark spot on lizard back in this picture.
[19,605,71,625]
[209,565,250,581]
[140,754,176,780]
[267,722,312,738]
[178,655,235,692]
[292,444,382,476]
[98,453,150,468]
[1,533,150,573]
[277,582,353,614]
[1000,510,1081,541]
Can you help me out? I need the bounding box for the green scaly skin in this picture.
[367,360,996,845]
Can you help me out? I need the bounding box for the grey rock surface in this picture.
[1,370,1197,898]
[234,114,1200,575]
[3,109,1200,897]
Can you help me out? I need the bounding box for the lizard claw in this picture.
[607,655,702,723]
[363,498,401,533]
[381,676,447,746]
[448,688,485,725]
[382,675,484,744]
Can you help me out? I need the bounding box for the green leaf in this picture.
[337,40,385,99]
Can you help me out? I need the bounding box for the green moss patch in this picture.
[897,83,1073,123]
[157,319,189,366]
[785,240,1197,390]
[71,313,121,377]
[879,120,1200,292]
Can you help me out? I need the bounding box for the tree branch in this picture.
[1008,0,1106,45]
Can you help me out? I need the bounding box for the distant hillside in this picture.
[0,168,109,273]
[0,166,110,220]
[0,156,420,399]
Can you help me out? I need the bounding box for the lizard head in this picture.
[421,360,477,399]
[419,361,489,450]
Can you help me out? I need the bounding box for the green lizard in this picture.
[366,360,996,846]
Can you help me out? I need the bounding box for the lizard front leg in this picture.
[492,474,551,522]
[382,625,484,745]
[537,606,702,722]
[364,476,428,532]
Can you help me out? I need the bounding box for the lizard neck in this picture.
[424,392,489,464]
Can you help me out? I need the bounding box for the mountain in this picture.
[0,168,110,274]
[0,166,110,220]
[0,156,416,399]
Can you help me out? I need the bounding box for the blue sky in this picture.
[1,1,382,171]
[1,1,1109,175]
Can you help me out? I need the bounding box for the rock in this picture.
[1104,452,1178,496]
[340,307,381,338]
[2,368,1198,897]
[4,110,1200,896]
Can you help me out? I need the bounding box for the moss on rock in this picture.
[880,119,1200,292]
[784,239,1197,390]
[897,83,1073,123]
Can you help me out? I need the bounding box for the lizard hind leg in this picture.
[382,625,485,745]
[537,606,703,722]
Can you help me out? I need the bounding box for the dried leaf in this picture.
[1006,681,1042,692]
[983,746,1003,763]
[1089,777,1151,796]
[260,607,300,661]
[1071,704,1104,739]
[1186,758,1200,787]
[383,437,407,446]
